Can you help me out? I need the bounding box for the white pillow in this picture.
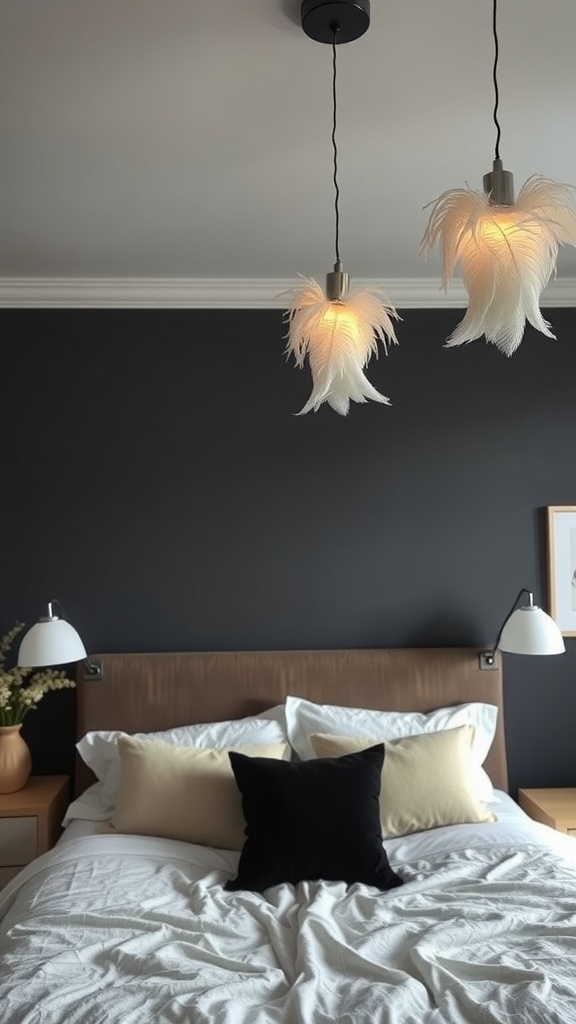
[67,705,287,823]
[285,695,498,802]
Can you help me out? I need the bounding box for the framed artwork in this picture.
[546,505,576,637]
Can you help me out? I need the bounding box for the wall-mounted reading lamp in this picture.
[17,600,102,679]
[479,587,565,670]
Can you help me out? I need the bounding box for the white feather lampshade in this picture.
[286,277,399,416]
[421,175,576,356]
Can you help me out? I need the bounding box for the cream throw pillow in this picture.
[310,726,495,838]
[105,735,289,850]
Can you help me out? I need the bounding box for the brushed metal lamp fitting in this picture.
[326,259,350,301]
[483,158,514,206]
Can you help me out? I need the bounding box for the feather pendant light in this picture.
[421,0,576,357]
[286,1,399,415]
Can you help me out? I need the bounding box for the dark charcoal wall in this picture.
[2,306,575,797]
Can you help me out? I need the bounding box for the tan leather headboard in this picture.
[75,647,507,795]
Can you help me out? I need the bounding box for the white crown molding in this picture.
[0,276,574,309]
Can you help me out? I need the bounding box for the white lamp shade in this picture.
[17,618,87,668]
[499,605,565,656]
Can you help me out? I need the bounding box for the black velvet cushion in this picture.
[225,743,403,893]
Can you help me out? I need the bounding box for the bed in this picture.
[1,646,576,1024]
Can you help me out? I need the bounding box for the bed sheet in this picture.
[1,794,576,1024]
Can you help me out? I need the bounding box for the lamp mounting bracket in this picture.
[301,0,370,43]
[82,658,103,681]
[479,650,499,671]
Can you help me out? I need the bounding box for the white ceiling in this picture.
[1,0,576,306]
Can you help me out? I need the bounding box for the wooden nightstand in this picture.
[0,775,70,888]
[518,788,576,837]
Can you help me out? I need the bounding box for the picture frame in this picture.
[546,505,576,637]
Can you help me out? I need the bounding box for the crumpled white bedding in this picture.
[1,794,576,1024]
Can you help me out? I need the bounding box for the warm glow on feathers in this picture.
[286,278,400,415]
[421,176,576,356]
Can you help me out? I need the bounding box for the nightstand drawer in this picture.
[0,777,70,891]
[0,817,37,865]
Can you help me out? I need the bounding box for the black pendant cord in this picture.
[492,587,531,651]
[491,0,502,160]
[331,24,341,263]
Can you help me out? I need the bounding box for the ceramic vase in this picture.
[0,724,32,793]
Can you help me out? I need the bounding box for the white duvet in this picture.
[1,795,576,1024]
